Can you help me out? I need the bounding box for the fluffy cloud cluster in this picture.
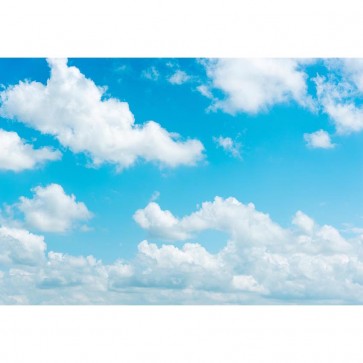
[304,129,335,149]
[199,59,312,114]
[134,197,286,245]
[0,226,108,304]
[133,197,363,303]
[0,59,204,170]
[2,194,363,303]
[0,129,61,172]
[2,195,363,304]
[198,58,363,148]
[16,184,92,233]
[0,226,46,266]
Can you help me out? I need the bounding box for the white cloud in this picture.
[132,196,362,302]
[0,58,204,170]
[37,251,107,293]
[314,74,363,135]
[0,129,61,172]
[196,84,213,99]
[149,191,160,202]
[200,59,312,114]
[0,217,110,303]
[336,58,363,93]
[17,184,92,233]
[292,211,315,234]
[0,226,46,266]
[134,197,287,246]
[141,66,160,81]
[314,60,363,135]
[168,70,190,85]
[232,275,267,293]
[137,240,218,270]
[129,240,226,292]
[213,136,241,158]
[133,202,189,240]
[304,130,335,149]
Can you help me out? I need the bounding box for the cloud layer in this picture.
[1,195,363,304]
[0,59,204,170]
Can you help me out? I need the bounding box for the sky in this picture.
[0,58,363,304]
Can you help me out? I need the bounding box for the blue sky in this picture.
[1,58,363,304]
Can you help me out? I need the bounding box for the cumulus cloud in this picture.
[232,275,267,293]
[134,197,287,246]
[0,226,46,266]
[0,129,61,172]
[213,136,241,158]
[292,210,315,234]
[200,59,313,114]
[17,184,92,233]
[0,226,109,304]
[168,70,190,85]
[130,240,226,291]
[2,195,363,303]
[133,202,189,240]
[131,196,363,303]
[304,129,335,149]
[0,58,204,170]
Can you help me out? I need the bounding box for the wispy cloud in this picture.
[213,136,241,158]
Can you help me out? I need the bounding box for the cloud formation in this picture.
[1,195,363,303]
[0,226,46,266]
[132,197,362,303]
[168,70,190,85]
[199,59,312,114]
[314,60,363,135]
[304,129,335,149]
[17,184,92,233]
[314,75,363,135]
[213,136,241,158]
[0,59,204,170]
[0,129,61,172]
[141,66,160,81]
[134,197,288,245]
